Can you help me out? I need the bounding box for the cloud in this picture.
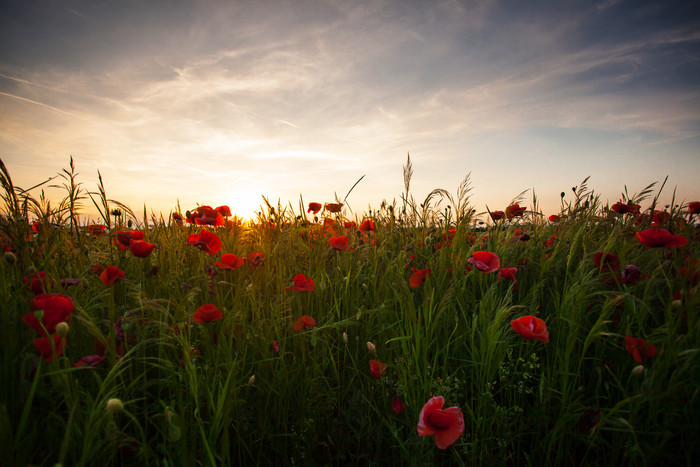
[0,0,698,216]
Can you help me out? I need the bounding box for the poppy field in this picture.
[1,157,699,466]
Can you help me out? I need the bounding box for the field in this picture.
[1,158,698,466]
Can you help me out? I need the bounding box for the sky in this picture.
[1,0,699,221]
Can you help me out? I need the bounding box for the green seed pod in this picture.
[106,398,124,414]
[55,322,69,338]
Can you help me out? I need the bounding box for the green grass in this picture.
[0,158,698,466]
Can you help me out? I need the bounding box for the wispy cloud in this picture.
[0,0,698,216]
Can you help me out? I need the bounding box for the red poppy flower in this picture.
[329,236,350,251]
[593,252,621,272]
[359,220,375,233]
[490,210,504,221]
[215,205,232,217]
[548,214,561,223]
[498,267,517,283]
[130,240,156,258]
[322,217,338,234]
[625,336,657,363]
[286,273,315,292]
[23,293,74,336]
[651,210,669,226]
[409,268,431,288]
[114,230,144,250]
[308,202,322,214]
[100,266,125,286]
[621,264,642,285]
[545,235,557,247]
[23,271,52,295]
[417,396,465,450]
[272,341,279,353]
[215,253,246,270]
[193,304,223,323]
[369,359,387,379]
[248,252,265,269]
[343,221,357,229]
[190,205,224,226]
[33,335,64,362]
[73,354,106,368]
[689,201,700,215]
[636,228,687,248]
[325,202,343,213]
[467,251,500,273]
[88,224,107,236]
[611,201,641,215]
[392,397,406,414]
[505,204,526,219]
[293,315,316,331]
[187,229,222,254]
[511,315,549,343]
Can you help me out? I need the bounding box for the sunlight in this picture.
[221,187,266,220]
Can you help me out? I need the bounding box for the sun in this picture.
[220,188,266,221]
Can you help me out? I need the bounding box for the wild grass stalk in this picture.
[0,157,698,465]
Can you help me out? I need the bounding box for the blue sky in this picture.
[1,0,698,219]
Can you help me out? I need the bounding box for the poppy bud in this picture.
[366,342,376,353]
[561,192,565,198]
[3,251,16,264]
[631,365,644,376]
[33,308,44,322]
[55,321,69,338]
[168,424,181,442]
[342,332,348,344]
[106,398,124,413]
[248,375,255,386]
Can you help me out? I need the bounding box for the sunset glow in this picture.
[1,0,698,219]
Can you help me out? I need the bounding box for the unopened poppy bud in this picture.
[168,424,181,442]
[3,251,16,264]
[106,398,124,413]
[356,311,362,320]
[342,332,348,344]
[248,375,255,386]
[366,341,376,353]
[55,321,69,338]
[561,192,565,198]
[631,365,644,376]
